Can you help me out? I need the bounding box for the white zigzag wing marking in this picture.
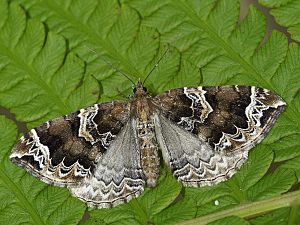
[154,114,249,187]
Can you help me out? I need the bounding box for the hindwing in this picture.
[70,118,146,208]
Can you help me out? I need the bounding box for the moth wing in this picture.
[69,118,146,208]
[154,86,286,154]
[10,101,130,186]
[154,114,251,186]
[153,86,285,186]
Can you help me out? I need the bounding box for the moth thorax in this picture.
[137,121,160,187]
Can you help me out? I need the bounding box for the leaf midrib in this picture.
[0,42,71,114]
[176,189,300,225]
[172,0,300,137]
[42,0,142,80]
[171,0,275,90]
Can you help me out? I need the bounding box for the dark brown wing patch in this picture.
[10,101,130,186]
[154,86,285,153]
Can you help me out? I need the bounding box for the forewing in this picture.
[153,86,285,186]
[69,118,146,208]
[154,86,286,153]
[10,101,130,186]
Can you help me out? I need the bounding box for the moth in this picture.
[10,79,285,208]
[10,44,286,208]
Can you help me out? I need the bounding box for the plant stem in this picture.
[176,190,300,225]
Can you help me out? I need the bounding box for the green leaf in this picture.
[251,31,288,78]
[258,0,294,8]
[247,168,296,201]
[137,170,182,217]
[229,5,265,60]
[0,1,99,126]
[281,155,300,181]
[180,191,300,225]
[271,43,300,103]
[259,0,300,42]
[185,184,232,207]
[16,0,163,101]
[1,0,300,224]
[85,207,138,225]
[152,198,196,225]
[269,93,300,162]
[207,0,240,39]
[249,207,295,225]
[0,116,17,161]
[229,146,274,194]
[208,216,250,225]
[272,133,300,162]
[196,195,239,217]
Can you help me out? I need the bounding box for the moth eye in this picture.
[133,88,137,93]
[143,87,147,92]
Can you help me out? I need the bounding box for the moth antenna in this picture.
[85,46,135,85]
[142,47,170,85]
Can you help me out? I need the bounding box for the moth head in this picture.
[133,79,148,96]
